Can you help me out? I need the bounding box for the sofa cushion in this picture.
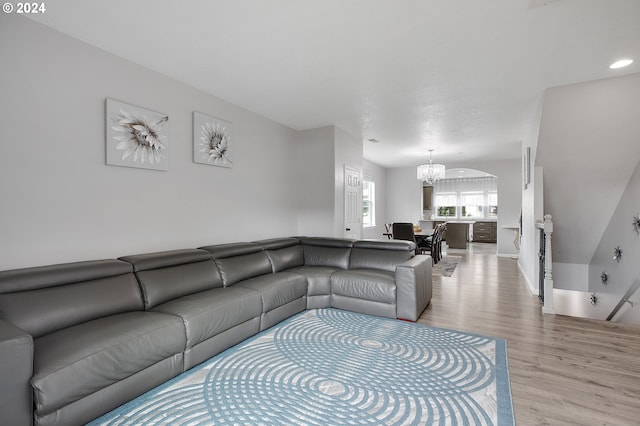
[254,238,300,251]
[330,269,396,304]
[298,237,353,269]
[0,260,141,338]
[120,249,222,309]
[0,259,133,294]
[201,243,273,286]
[349,240,415,273]
[352,239,416,252]
[120,249,212,272]
[200,242,262,259]
[32,311,185,417]
[151,286,262,350]
[286,266,336,298]
[256,238,304,272]
[235,272,307,313]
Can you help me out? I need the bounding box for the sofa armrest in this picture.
[395,255,432,322]
[0,319,33,426]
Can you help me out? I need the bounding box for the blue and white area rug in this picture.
[90,309,514,425]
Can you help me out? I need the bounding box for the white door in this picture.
[344,165,362,239]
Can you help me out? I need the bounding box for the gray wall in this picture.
[536,73,640,265]
[0,15,299,269]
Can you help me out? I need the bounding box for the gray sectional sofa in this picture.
[0,237,432,426]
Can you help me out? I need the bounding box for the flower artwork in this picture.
[106,99,169,171]
[600,271,608,286]
[193,112,233,168]
[613,246,623,263]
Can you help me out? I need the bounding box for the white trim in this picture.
[518,260,538,295]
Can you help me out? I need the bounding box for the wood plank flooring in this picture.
[418,243,640,425]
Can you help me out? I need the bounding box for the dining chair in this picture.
[433,223,447,263]
[419,224,445,263]
[391,222,419,255]
[391,222,416,243]
[384,223,393,239]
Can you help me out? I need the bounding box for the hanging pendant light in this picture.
[417,149,446,184]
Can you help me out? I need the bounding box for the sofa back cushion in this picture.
[120,249,221,309]
[0,260,141,338]
[255,238,304,272]
[349,240,416,272]
[299,237,353,269]
[200,243,272,286]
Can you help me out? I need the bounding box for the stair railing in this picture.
[606,279,640,321]
[536,214,555,314]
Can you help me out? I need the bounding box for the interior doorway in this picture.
[343,165,362,239]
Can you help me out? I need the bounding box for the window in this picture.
[488,191,498,218]
[460,191,484,218]
[362,177,375,227]
[433,177,498,220]
[435,192,457,218]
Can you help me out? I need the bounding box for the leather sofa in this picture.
[0,237,432,426]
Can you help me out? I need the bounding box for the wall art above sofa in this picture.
[105,98,169,171]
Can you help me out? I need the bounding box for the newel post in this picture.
[542,214,555,314]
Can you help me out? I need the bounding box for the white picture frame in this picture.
[193,112,233,168]
[105,98,169,171]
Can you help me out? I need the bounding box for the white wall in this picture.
[334,127,364,238]
[0,15,299,269]
[296,127,336,237]
[489,160,522,257]
[386,167,423,223]
[520,165,544,295]
[362,160,387,240]
[519,96,544,294]
[553,263,589,292]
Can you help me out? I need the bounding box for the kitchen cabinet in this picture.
[473,221,497,243]
[422,186,433,210]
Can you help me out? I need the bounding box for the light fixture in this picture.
[417,149,446,184]
[609,59,633,69]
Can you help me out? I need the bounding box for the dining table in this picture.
[383,229,434,242]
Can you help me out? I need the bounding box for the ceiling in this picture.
[28,0,640,168]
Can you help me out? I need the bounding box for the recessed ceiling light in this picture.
[609,59,633,69]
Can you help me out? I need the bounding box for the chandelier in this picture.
[417,149,446,184]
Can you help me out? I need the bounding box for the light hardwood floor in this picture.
[418,243,640,425]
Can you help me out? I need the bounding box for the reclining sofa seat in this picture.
[199,242,308,331]
[333,240,431,321]
[119,249,262,370]
[0,260,186,426]
[256,237,431,321]
[257,237,353,310]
